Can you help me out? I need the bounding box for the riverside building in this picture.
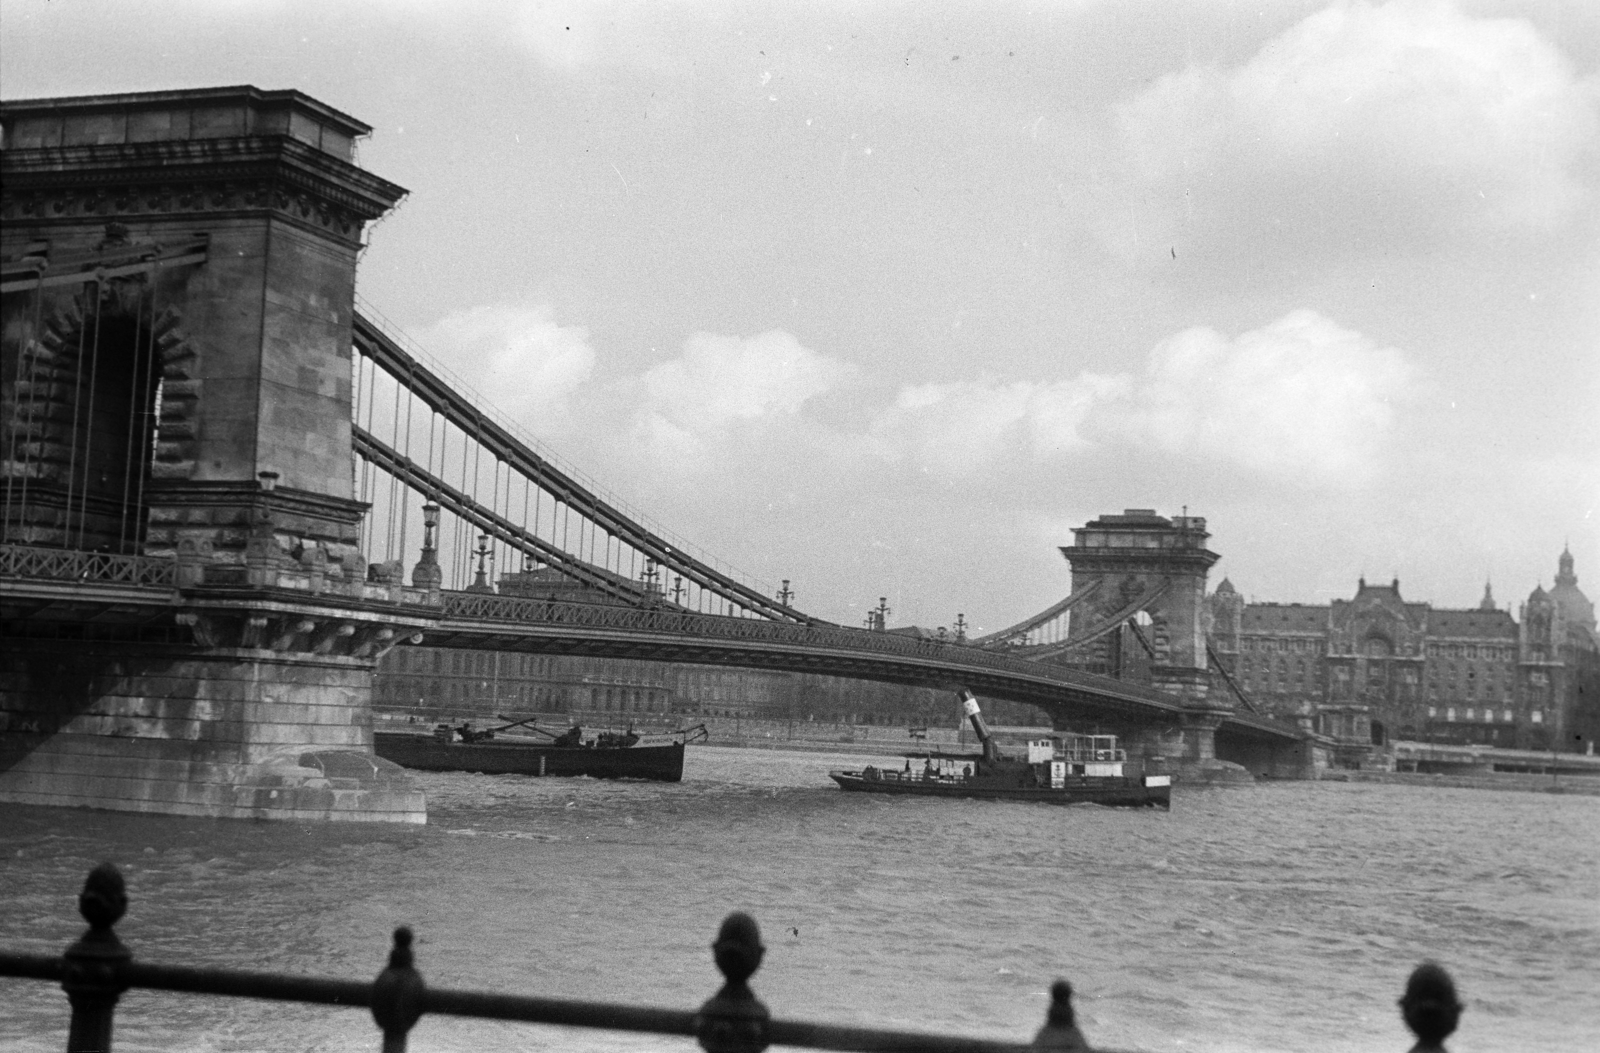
[1205,549,1598,754]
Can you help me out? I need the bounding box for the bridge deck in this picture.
[2,546,1306,741]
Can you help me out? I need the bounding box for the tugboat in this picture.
[374,716,709,782]
[829,691,1170,809]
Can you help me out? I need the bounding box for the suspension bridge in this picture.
[0,86,1315,823]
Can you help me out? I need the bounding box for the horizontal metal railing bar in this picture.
[421,989,696,1034]
[0,953,62,982]
[0,952,1099,1051]
[766,1021,1039,1052]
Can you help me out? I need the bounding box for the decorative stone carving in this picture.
[1,137,398,248]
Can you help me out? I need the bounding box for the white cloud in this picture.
[415,303,1411,495]
[869,374,1124,474]
[416,303,596,423]
[868,310,1415,483]
[1102,0,1600,260]
[1097,309,1417,479]
[636,329,856,455]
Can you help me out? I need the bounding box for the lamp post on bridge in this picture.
[777,580,794,607]
[411,503,443,591]
[466,534,494,594]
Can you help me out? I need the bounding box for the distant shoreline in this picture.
[699,736,1600,795]
[1313,768,1600,796]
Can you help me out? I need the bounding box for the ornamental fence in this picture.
[0,863,1464,1053]
[0,543,175,588]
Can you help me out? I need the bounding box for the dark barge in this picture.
[374,718,708,782]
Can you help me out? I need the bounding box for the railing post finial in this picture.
[1032,979,1091,1050]
[63,861,132,1053]
[371,927,426,1053]
[696,912,769,1053]
[1399,961,1460,1052]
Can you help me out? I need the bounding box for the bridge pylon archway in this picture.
[1,87,436,822]
[1054,509,1250,781]
[1059,509,1218,698]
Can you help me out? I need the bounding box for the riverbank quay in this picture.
[1,863,1462,1053]
[1318,769,1600,796]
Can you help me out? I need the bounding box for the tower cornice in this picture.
[2,136,406,247]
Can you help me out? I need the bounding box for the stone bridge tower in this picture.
[1061,509,1245,778]
[1,88,437,821]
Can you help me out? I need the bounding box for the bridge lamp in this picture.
[419,503,441,554]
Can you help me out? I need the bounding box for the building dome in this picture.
[1549,547,1596,633]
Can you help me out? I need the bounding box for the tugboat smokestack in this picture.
[959,689,998,761]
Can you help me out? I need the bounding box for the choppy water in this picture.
[2,747,1596,1053]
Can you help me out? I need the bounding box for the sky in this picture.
[3,0,1597,632]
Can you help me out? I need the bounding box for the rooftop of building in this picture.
[1211,556,1590,645]
[1240,604,1329,632]
[1426,608,1518,638]
[1,85,370,162]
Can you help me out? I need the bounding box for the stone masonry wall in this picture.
[0,640,423,822]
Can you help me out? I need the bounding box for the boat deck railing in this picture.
[1054,749,1127,764]
[1,863,1465,1052]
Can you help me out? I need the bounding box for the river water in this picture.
[2,747,1596,1053]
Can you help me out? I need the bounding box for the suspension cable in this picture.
[3,274,45,544]
[131,265,163,556]
[116,277,147,551]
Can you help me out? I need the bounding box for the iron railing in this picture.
[0,543,176,588]
[0,864,1466,1053]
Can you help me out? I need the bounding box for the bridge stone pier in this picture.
[1,88,436,821]
[1059,510,1255,783]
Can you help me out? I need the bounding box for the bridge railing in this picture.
[442,592,1186,709]
[1,863,1464,1053]
[0,543,175,588]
